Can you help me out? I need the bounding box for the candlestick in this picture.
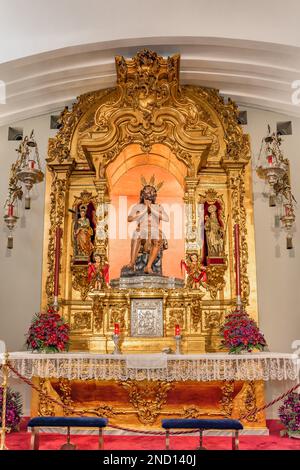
[174,334,182,355]
[53,227,62,310]
[112,324,121,355]
[234,224,242,309]
[112,334,121,354]
[174,324,182,355]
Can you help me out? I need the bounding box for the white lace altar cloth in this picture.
[1,352,299,382]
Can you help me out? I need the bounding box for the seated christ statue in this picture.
[125,175,169,275]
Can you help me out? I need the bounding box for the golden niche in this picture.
[42,49,258,353]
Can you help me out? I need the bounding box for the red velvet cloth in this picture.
[207,258,225,265]
[6,419,300,450]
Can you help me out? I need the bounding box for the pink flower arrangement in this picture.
[26,308,70,353]
[220,308,267,354]
[0,387,22,431]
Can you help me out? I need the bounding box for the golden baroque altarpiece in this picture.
[37,50,263,429]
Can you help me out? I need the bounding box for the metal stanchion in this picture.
[0,351,9,450]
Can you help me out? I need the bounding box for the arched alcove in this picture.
[109,164,185,279]
[106,143,186,279]
[106,143,187,190]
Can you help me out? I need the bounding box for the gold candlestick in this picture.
[174,335,182,355]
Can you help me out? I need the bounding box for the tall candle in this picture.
[175,324,180,336]
[114,323,120,335]
[54,227,62,303]
[285,204,291,217]
[7,204,14,217]
[234,224,242,307]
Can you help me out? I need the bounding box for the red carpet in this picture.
[5,419,300,450]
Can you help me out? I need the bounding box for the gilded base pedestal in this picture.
[68,289,229,354]
[31,378,266,432]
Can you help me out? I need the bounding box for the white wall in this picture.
[244,108,300,417]
[1,0,300,63]
[244,108,300,353]
[0,105,299,416]
[0,116,56,352]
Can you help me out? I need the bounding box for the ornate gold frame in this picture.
[41,49,258,352]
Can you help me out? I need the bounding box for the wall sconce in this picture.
[3,130,44,249]
[256,126,296,249]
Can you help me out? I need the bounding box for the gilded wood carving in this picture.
[42,49,258,353]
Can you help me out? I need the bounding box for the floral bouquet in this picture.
[0,387,22,431]
[220,308,267,354]
[279,392,300,438]
[26,308,70,353]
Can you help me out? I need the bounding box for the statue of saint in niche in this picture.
[204,204,225,257]
[123,175,169,275]
[75,204,94,258]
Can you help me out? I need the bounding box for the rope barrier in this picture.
[240,382,300,420]
[5,361,300,436]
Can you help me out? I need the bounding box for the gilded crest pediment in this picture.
[47,50,250,176]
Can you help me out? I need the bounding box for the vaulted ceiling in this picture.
[1,0,300,125]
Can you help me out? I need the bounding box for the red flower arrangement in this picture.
[220,308,267,354]
[26,308,70,353]
[0,387,22,431]
[279,392,300,437]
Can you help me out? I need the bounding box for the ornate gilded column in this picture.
[45,161,74,306]
[93,178,109,258]
[222,159,250,306]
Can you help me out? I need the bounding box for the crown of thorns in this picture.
[140,174,163,192]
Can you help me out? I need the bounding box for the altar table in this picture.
[2,352,299,381]
[2,352,299,433]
